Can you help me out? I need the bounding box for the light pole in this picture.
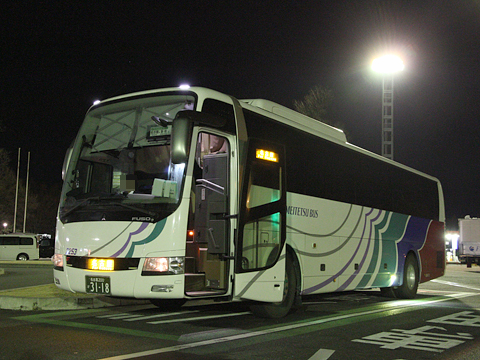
[2,222,7,234]
[372,55,404,160]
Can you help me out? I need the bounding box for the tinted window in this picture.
[243,109,439,220]
[201,99,236,134]
[1,237,20,245]
[20,237,34,245]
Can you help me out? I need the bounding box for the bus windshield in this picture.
[59,93,196,224]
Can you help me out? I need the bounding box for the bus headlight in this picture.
[143,257,185,274]
[52,253,64,268]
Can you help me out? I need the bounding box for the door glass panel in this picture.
[246,163,281,208]
[242,213,281,270]
[237,139,286,273]
[192,132,229,254]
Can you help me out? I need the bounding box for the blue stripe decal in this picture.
[125,219,167,258]
[110,222,149,258]
[302,208,381,294]
[395,217,431,276]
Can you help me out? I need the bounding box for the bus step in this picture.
[185,273,205,292]
[185,257,196,273]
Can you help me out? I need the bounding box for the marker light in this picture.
[93,100,101,105]
[389,274,397,286]
[88,258,115,271]
[179,84,190,90]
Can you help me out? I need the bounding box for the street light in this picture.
[372,55,404,160]
[3,222,7,233]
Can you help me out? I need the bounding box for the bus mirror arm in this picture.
[223,214,238,219]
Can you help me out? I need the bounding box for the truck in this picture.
[458,216,480,266]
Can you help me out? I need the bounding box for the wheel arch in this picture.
[286,244,302,306]
[16,253,29,261]
[405,249,421,281]
[398,248,420,287]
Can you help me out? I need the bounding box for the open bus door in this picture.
[234,139,287,304]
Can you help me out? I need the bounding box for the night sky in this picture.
[2,1,480,229]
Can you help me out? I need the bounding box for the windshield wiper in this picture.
[151,116,171,127]
[61,195,158,219]
[111,202,158,217]
[60,197,96,218]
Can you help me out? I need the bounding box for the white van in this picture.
[0,233,39,261]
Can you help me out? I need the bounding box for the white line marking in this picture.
[431,279,480,292]
[147,311,251,324]
[97,292,475,360]
[308,348,335,360]
[97,313,144,320]
[124,310,200,321]
[96,313,130,319]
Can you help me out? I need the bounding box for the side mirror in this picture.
[171,110,226,164]
[171,115,192,164]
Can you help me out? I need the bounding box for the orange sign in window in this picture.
[256,149,278,162]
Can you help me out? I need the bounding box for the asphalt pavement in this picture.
[0,260,469,312]
[0,260,148,311]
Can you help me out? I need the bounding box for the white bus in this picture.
[0,233,39,261]
[53,87,445,318]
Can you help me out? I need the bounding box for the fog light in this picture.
[151,285,174,292]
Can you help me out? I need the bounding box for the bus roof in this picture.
[241,99,347,144]
[240,98,441,185]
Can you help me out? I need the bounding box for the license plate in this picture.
[86,276,111,294]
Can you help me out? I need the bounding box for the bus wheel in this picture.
[393,254,419,299]
[150,299,186,311]
[249,253,297,319]
[17,254,29,261]
[380,287,395,298]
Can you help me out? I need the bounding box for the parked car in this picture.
[0,233,39,260]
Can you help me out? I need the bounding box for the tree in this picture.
[27,181,61,234]
[293,85,334,124]
[0,149,18,232]
[0,149,56,234]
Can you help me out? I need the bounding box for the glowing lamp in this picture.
[372,55,404,73]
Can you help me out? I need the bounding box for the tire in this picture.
[17,254,29,261]
[380,287,395,298]
[149,299,186,311]
[393,254,419,299]
[249,252,297,318]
